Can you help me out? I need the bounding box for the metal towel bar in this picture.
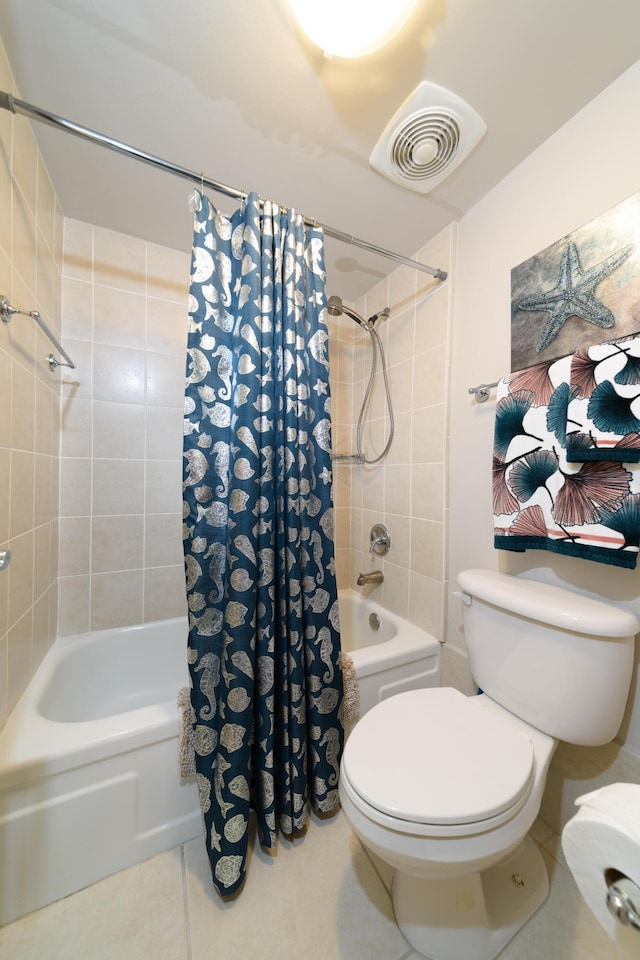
[0,295,75,370]
[468,381,499,402]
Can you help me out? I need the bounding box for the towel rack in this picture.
[0,295,75,370]
[468,381,498,403]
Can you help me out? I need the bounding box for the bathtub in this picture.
[338,589,441,717]
[0,595,440,924]
[0,617,202,926]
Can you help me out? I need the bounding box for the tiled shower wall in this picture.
[57,219,190,636]
[0,41,63,729]
[329,225,455,642]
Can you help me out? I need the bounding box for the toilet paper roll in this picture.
[562,783,640,954]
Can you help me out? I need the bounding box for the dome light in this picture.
[288,0,419,58]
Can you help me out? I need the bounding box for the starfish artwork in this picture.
[516,240,634,354]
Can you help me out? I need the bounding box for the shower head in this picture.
[327,295,366,328]
[369,307,391,324]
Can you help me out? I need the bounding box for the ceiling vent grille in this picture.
[370,82,486,195]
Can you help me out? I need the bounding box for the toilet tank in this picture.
[457,569,639,746]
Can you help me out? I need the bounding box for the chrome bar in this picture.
[468,381,499,403]
[0,91,447,282]
[0,295,75,370]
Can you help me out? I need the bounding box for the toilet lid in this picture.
[342,687,534,826]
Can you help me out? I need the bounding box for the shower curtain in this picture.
[182,191,343,896]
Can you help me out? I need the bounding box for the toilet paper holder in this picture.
[606,873,640,932]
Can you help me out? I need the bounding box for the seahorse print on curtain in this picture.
[182,191,343,897]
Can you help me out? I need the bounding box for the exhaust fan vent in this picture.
[370,82,486,195]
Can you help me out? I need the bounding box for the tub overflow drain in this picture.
[369,613,381,631]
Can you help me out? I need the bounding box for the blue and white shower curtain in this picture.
[182,191,343,896]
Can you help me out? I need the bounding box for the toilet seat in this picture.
[342,688,535,834]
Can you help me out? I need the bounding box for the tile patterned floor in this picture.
[0,812,630,959]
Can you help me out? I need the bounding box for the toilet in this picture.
[339,569,639,960]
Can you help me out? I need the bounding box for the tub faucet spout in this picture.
[357,570,384,586]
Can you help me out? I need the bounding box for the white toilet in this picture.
[339,569,639,960]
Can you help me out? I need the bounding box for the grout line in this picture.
[181,844,193,960]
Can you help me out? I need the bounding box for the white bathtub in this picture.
[0,595,440,924]
[0,617,202,926]
[338,589,441,717]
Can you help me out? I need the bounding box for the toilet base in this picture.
[392,835,548,960]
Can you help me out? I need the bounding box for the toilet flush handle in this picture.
[452,590,472,607]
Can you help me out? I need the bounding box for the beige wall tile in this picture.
[143,565,187,623]
[7,609,32,715]
[0,151,11,260]
[411,518,444,581]
[412,344,447,408]
[8,530,33,629]
[11,121,37,216]
[60,396,93,457]
[411,404,444,463]
[94,343,145,404]
[145,351,186,407]
[0,447,9,543]
[92,458,144,516]
[93,226,146,294]
[144,512,183,568]
[63,219,93,282]
[91,515,143,574]
[386,307,415,369]
[36,157,56,258]
[383,465,411,518]
[94,284,145,349]
[412,463,444,522]
[62,277,93,341]
[34,453,53,526]
[57,574,90,638]
[145,458,183,515]
[58,516,91,578]
[416,285,449,352]
[10,358,35,450]
[2,63,62,730]
[34,377,54,455]
[146,242,190,302]
[147,297,188,357]
[380,560,409,618]
[93,400,144,458]
[12,185,37,290]
[146,404,183,461]
[59,457,92,517]
[0,634,6,729]
[384,513,410,569]
[0,346,9,443]
[9,449,34,538]
[409,571,444,640]
[91,569,143,631]
[33,521,51,601]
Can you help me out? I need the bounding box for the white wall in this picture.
[449,59,640,826]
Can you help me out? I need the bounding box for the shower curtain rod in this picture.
[0,91,448,282]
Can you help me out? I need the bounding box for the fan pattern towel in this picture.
[493,352,640,569]
[565,335,640,462]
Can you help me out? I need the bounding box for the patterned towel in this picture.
[493,353,640,569]
[565,335,640,462]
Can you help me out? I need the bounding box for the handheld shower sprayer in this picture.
[327,293,394,464]
[326,295,389,328]
[327,295,366,328]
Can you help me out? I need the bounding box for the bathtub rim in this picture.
[0,617,188,792]
[0,595,440,791]
[339,588,440,678]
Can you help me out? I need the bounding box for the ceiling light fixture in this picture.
[288,0,419,58]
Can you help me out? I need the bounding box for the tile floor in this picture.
[0,812,630,959]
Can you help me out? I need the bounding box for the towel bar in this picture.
[468,381,498,402]
[0,295,75,371]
